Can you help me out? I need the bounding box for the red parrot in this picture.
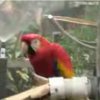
[21,33,74,78]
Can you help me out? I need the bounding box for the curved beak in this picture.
[21,42,28,56]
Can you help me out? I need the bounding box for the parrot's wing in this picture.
[53,44,74,78]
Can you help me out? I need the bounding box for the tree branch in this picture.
[3,84,50,100]
[54,15,97,27]
[51,18,96,50]
[80,40,96,45]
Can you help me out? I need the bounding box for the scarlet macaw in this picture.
[21,33,74,78]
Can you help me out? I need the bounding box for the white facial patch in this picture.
[31,39,40,51]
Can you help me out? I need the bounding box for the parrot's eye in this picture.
[32,39,39,44]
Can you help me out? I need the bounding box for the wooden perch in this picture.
[54,16,97,26]
[3,84,50,100]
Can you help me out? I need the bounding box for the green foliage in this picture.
[7,67,33,95]
[21,22,39,34]
[58,26,96,76]
[71,26,96,41]
[84,5,99,21]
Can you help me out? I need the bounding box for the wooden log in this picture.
[3,84,50,100]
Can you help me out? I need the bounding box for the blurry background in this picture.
[0,0,99,97]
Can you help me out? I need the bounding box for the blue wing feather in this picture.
[53,59,61,76]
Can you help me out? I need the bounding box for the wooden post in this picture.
[0,43,7,99]
[96,4,100,77]
[35,7,44,35]
[0,58,7,99]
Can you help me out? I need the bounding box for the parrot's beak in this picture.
[21,42,28,56]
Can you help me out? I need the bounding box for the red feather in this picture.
[21,33,74,78]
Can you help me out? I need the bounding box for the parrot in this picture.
[21,33,74,78]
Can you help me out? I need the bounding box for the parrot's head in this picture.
[21,33,50,56]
